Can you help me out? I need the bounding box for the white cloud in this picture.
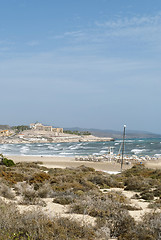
[46,12,161,57]
[95,13,161,28]
[26,40,39,47]
[93,13,161,47]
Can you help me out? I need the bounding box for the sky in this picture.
[0,0,161,133]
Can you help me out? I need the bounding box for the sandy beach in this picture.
[8,155,132,172]
[6,155,161,172]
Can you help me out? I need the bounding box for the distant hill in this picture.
[64,127,161,139]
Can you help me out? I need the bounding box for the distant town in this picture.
[0,123,113,144]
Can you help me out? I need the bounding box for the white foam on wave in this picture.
[100,150,107,153]
[154,154,161,158]
[0,144,9,150]
[131,149,145,154]
[20,146,29,154]
[37,144,43,147]
[59,152,72,155]
[47,146,55,150]
[69,147,79,150]
[103,171,121,175]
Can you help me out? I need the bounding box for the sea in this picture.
[0,138,161,158]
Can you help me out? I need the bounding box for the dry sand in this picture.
[145,159,161,169]
[8,155,132,172]
[8,155,161,171]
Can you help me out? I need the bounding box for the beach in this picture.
[8,155,131,172]
[8,155,161,172]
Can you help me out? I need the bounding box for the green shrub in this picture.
[53,196,74,205]
[153,184,161,197]
[89,174,123,188]
[124,176,150,192]
[148,199,161,209]
[140,190,154,200]
[0,155,15,167]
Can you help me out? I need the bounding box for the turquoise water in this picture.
[0,138,161,157]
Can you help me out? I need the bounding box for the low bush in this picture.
[0,169,24,184]
[107,191,129,204]
[70,191,136,238]
[29,172,50,184]
[153,184,161,197]
[0,182,15,199]
[123,165,161,179]
[15,182,46,206]
[89,174,123,188]
[36,182,53,198]
[140,190,154,200]
[148,199,161,209]
[124,176,150,191]
[1,157,15,167]
[0,198,96,239]
[53,195,74,205]
[0,154,15,167]
[141,212,161,240]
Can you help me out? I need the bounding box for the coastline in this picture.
[0,131,114,144]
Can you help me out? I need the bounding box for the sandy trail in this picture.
[102,188,159,221]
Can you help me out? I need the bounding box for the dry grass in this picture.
[0,161,161,239]
[0,198,96,239]
[0,180,15,199]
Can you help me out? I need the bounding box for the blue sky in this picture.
[0,0,161,133]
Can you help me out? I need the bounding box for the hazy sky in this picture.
[0,0,161,133]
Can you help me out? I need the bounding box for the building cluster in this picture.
[30,123,63,135]
[0,130,11,137]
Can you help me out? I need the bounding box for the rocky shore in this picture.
[0,130,114,144]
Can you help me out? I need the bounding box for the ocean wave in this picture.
[0,139,161,157]
[47,146,55,150]
[20,146,29,153]
[131,149,146,154]
[114,143,119,145]
[154,154,161,158]
[100,150,107,153]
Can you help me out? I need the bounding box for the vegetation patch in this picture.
[0,161,160,239]
[0,154,15,167]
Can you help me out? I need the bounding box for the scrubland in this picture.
[0,157,161,239]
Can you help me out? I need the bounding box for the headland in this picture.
[0,129,114,144]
